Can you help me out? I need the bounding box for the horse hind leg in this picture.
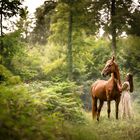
[97,100,104,121]
[92,96,97,119]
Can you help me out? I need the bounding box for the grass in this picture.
[78,101,140,140]
[56,100,140,140]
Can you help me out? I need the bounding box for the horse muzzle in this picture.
[101,70,109,77]
[101,72,106,77]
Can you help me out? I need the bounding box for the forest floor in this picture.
[1,81,140,140]
[74,102,140,140]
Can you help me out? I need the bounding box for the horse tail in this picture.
[92,96,97,119]
[91,84,97,119]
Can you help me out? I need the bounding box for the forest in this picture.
[0,0,140,140]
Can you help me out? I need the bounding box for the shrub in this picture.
[0,64,21,85]
[27,81,85,123]
[0,84,63,140]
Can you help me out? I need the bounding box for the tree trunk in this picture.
[0,1,3,64]
[0,2,3,51]
[111,0,116,56]
[0,12,2,38]
[67,10,73,80]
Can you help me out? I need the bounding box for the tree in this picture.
[88,0,139,55]
[48,0,98,80]
[16,6,33,42]
[118,36,140,77]
[110,0,116,55]
[67,4,73,80]
[127,9,140,36]
[0,0,24,61]
[31,0,57,45]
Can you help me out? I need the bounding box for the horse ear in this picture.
[112,56,115,61]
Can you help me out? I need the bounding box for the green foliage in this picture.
[48,2,69,45]
[42,57,66,80]
[11,46,42,81]
[1,31,25,66]
[0,64,21,85]
[85,38,111,80]
[0,64,13,80]
[10,44,67,81]
[127,9,140,36]
[25,81,85,123]
[0,84,63,140]
[0,1,140,140]
[7,76,21,85]
[1,80,140,140]
[16,6,33,42]
[59,121,98,140]
[117,36,140,77]
[8,36,113,82]
[31,0,57,45]
[0,79,87,139]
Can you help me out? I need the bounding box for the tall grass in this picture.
[73,101,140,140]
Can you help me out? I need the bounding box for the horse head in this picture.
[101,56,117,77]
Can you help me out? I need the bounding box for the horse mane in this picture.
[114,62,122,86]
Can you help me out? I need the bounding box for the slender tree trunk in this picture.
[67,9,73,80]
[111,0,116,56]
[0,1,3,48]
[0,12,2,38]
[0,1,3,64]
[0,1,2,37]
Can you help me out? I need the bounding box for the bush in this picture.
[0,64,21,85]
[7,76,21,85]
[0,84,64,140]
[0,64,13,82]
[26,81,85,123]
[0,80,86,139]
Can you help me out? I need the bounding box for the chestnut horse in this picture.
[91,56,122,121]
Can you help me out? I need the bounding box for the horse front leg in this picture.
[106,91,111,119]
[97,100,104,121]
[115,98,120,120]
[107,100,111,118]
